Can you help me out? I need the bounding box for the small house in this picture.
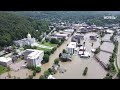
[60,53,72,61]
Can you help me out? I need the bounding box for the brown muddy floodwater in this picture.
[34,32,114,79]
[53,33,114,79]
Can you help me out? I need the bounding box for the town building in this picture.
[64,29,74,33]
[0,57,12,67]
[51,33,69,40]
[80,28,88,33]
[105,29,114,34]
[14,33,36,47]
[66,42,77,54]
[89,35,97,41]
[24,49,44,67]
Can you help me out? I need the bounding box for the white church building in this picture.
[14,33,36,47]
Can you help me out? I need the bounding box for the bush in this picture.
[43,54,49,63]
[62,49,66,53]
[33,71,36,76]
[45,38,49,42]
[45,51,51,55]
[38,37,42,42]
[50,38,59,44]
[44,70,50,78]
[48,68,53,74]
[83,67,88,76]
[39,75,46,79]
[54,59,59,65]
[42,41,45,44]
[100,41,103,45]
[94,46,100,54]
[35,67,41,73]
[109,56,114,62]
[51,47,57,54]
[27,66,36,70]
[31,46,37,49]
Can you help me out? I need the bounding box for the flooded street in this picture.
[34,35,73,79]
[34,32,114,79]
[53,32,108,79]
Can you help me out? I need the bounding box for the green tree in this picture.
[33,71,36,76]
[54,58,59,65]
[43,54,49,63]
[35,67,41,73]
[39,75,46,79]
[48,68,53,74]
[50,38,59,44]
[62,49,66,53]
[44,70,50,78]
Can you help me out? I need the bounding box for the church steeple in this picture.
[27,32,31,39]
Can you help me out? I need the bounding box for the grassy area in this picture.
[0,65,9,75]
[37,47,51,52]
[39,41,57,47]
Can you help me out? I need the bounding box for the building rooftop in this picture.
[26,49,44,59]
[55,33,68,37]
[0,57,12,62]
[67,42,77,48]
[64,29,74,33]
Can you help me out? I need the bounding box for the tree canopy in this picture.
[0,12,49,49]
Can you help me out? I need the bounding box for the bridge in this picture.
[100,49,113,54]
[93,55,109,71]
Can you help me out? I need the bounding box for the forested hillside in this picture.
[0,12,49,50]
[13,11,120,25]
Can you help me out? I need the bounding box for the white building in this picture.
[52,33,69,40]
[14,33,36,47]
[106,29,114,34]
[64,29,74,33]
[24,49,44,67]
[66,42,77,54]
[0,57,12,67]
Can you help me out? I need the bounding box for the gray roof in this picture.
[61,53,71,59]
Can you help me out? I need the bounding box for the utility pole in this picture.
[83,42,85,55]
